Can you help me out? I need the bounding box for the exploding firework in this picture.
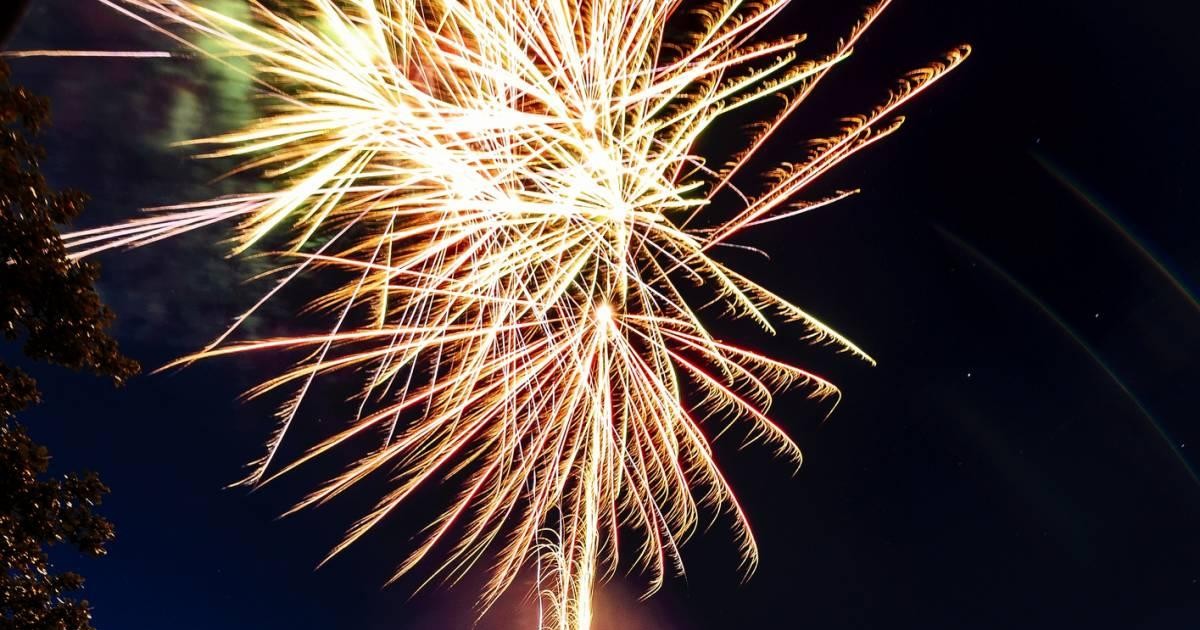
[66,0,967,627]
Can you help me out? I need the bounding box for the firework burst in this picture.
[66,0,967,627]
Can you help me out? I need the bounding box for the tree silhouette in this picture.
[0,58,138,630]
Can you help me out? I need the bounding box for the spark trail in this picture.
[66,0,968,627]
[0,50,175,58]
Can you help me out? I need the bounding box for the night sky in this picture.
[4,1,1199,628]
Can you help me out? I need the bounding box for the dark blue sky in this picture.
[5,0,1200,628]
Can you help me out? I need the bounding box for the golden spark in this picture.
[66,0,968,627]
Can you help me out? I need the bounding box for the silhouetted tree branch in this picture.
[0,58,138,630]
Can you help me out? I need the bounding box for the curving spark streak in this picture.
[66,0,968,627]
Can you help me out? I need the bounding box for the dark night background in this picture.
[3,0,1199,628]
